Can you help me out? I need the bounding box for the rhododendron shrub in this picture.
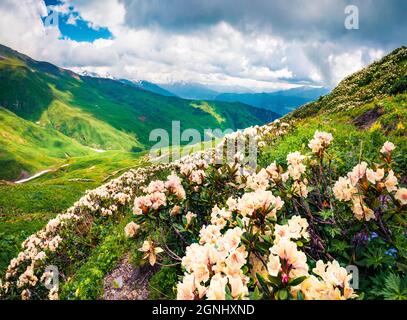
[2,119,406,300]
[0,165,170,300]
[173,131,405,299]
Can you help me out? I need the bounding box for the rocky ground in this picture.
[103,254,152,300]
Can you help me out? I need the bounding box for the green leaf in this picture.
[268,275,282,286]
[318,210,333,220]
[288,276,307,287]
[225,284,233,300]
[331,239,349,253]
[249,286,263,300]
[236,216,244,229]
[254,241,270,255]
[278,289,288,300]
[326,225,342,238]
[260,234,272,244]
[256,273,271,298]
[383,273,407,300]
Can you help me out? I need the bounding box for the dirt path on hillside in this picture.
[14,164,70,184]
[103,254,153,300]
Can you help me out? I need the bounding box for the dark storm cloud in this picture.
[121,0,406,49]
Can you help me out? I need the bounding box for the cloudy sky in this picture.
[0,0,405,92]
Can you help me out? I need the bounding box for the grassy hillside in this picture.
[0,56,53,121]
[289,46,407,119]
[260,94,407,174]
[39,99,141,151]
[0,150,148,275]
[67,76,277,146]
[263,46,407,177]
[0,43,277,180]
[0,107,92,180]
[0,43,277,142]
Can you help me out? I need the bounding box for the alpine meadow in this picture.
[0,0,406,306]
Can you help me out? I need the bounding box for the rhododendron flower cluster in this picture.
[177,199,355,300]
[246,168,270,191]
[124,222,140,238]
[177,225,249,300]
[274,215,310,244]
[308,131,333,155]
[380,141,395,155]
[235,190,284,220]
[133,173,186,215]
[333,141,405,221]
[210,205,232,229]
[267,239,309,279]
[286,151,309,197]
[296,260,357,300]
[185,211,197,227]
[395,188,407,205]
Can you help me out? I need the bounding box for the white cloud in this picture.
[66,14,79,26]
[328,51,365,84]
[0,0,394,92]
[327,49,385,85]
[65,0,125,30]
[0,0,48,59]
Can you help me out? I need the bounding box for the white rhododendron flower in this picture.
[268,239,309,281]
[236,190,284,219]
[384,170,398,192]
[380,141,395,154]
[351,197,376,221]
[395,188,407,205]
[308,131,333,154]
[366,168,385,184]
[348,162,368,186]
[185,211,197,226]
[139,240,164,266]
[124,222,140,238]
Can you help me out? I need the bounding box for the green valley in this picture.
[0,44,277,181]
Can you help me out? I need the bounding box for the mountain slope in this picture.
[289,46,407,119]
[0,107,92,180]
[1,46,406,300]
[119,79,176,97]
[0,44,277,149]
[261,46,407,174]
[39,99,141,151]
[159,82,220,100]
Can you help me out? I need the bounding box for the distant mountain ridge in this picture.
[154,81,329,115]
[215,86,330,116]
[159,82,220,100]
[119,79,176,97]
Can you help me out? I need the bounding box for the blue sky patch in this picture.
[42,0,113,42]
